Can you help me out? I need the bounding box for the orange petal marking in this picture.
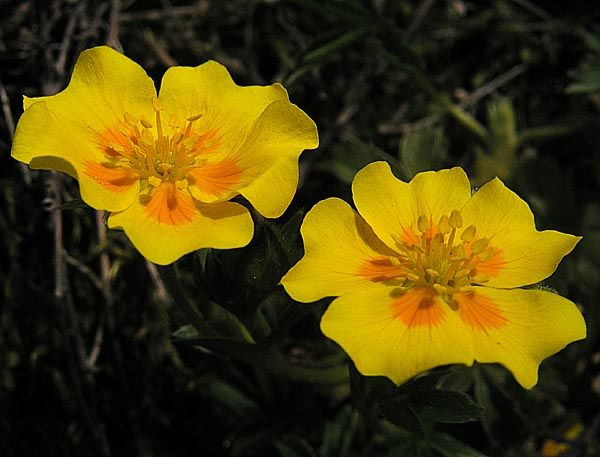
[454,291,507,330]
[392,287,445,328]
[358,257,405,282]
[187,160,243,198]
[84,161,139,193]
[474,248,505,277]
[143,182,197,226]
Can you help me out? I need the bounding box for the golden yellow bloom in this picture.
[11,46,318,264]
[281,162,586,388]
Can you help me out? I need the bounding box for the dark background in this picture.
[1,1,600,456]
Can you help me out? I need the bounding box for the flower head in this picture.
[11,46,318,264]
[281,162,586,388]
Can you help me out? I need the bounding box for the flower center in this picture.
[99,97,219,190]
[390,209,496,302]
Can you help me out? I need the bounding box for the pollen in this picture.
[384,210,499,303]
[91,98,220,190]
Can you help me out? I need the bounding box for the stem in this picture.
[185,338,349,385]
[399,65,489,142]
[158,263,218,337]
[518,124,579,144]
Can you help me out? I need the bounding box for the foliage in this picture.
[1,0,600,456]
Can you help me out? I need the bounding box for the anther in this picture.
[417,215,429,234]
[426,268,439,278]
[438,215,451,234]
[433,284,447,294]
[478,248,495,261]
[187,114,203,122]
[449,209,463,229]
[472,274,490,284]
[406,273,420,282]
[471,238,489,255]
[124,113,138,125]
[175,178,189,189]
[460,225,477,242]
[148,176,162,187]
[140,116,153,129]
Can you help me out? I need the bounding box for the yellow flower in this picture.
[281,162,586,388]
[11,46,318,265]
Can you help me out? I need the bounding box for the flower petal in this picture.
[12,46,157,212]
[23,46,156,131]
[12,102,139,211]
[159,63,318,215]
[461,178,581,288]
[320,285,474,385]
[352,162,471,251]
[158,61,288,151]
[107,184,253,265]
[239,101,319,218]
[281,198,399,303]
[454,286,586,388]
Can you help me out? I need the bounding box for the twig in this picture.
[118,3,208,23]
[145,260,170,305]
[0,77,30,185]
[0,79,15,138]
[106,0,122,49]
[143,30,178,67]
[460,63,528,108]
[508,0,554,21]
[65,251,106,296]
[404,0,436,41]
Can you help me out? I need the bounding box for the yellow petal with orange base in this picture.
[11,102,139,211]
[320,285,474,385]
[107,183,253,265]
[239,101,318,218]
[454,286,586,388]
[159,63,318,216]
[23,46,155,131]
[352,162,471,251]
[281,198,400,303]
[461,178,581,288]
[157,61,288,154]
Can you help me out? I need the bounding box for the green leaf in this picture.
[566,57,600,94]
[302,28,369,65]
[377,398,425,437]
[399,126,447,179]
[349,362,394,410]
[208,379,260,414]
[275,436,319,457]
[59,199,87,210]
[427,432,487,457]
[407,390,484,424]
[321,136,403,184]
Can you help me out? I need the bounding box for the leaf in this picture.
[407,390,484,424]
[208,379,260,415]
[377,398,425,437]
[275,436,319,457]
[302,28,369,65]
[321,136,403,184]
[59,199,87,210]
[399,126,447,179]
[566,57,600,94]
[349,362,394,410]
[426,432,488,457]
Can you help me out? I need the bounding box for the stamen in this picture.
[460,225,477,242]
[140,116,153,129]
[438,215,451,234]
[449,209,463,229]
[417,215,429,234]
[471,238,489,255]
